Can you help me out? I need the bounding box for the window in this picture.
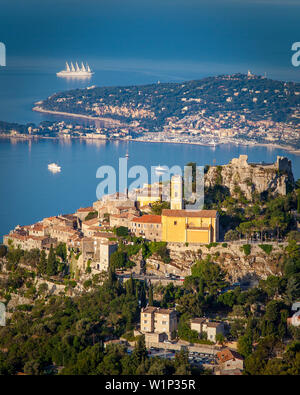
[144,320,148,324]
[162,321,167,325]
[174,221,177,225]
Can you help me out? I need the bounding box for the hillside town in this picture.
[1,154,300,375]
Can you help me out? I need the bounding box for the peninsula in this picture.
[32,73,300,151]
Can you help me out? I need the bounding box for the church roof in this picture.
[162,209,217,218]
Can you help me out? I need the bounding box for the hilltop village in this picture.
[0,154,300,375]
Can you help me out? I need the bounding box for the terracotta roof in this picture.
[162,209,217,218]
[142,306,175,315]
[191,318,206,324]
[83,217,100,226]
[205,321,222,328]
[155,308,176,315]
[93,232,115,239]
[132,215,161,224]
[142,306,158,313]
[217,349,243,363]
[77,206,94,212]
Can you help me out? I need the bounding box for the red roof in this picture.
[77,207,94,212]
[217,349,243,363]
[132,215,161,224]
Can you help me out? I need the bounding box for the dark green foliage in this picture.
[56,243,67,262]
[84,211,98,221]
[115,226,129,237]
[0,244,7,258]
[46,245,57,276]
[148,285,153,306]
[110,251,127,269]
[38,250,47,275]
[242,244,251,256]
[150,201,170,215]
[258,244,273,255]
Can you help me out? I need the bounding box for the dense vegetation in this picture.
[40,74,300,130]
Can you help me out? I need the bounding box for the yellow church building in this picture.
[161,209,219,244]
[161,175,219,244]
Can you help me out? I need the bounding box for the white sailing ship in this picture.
[56,62,93,78]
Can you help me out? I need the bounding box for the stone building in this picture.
[140,306,177,340]
[190,318,225,343]
[129,215,162,241]
[81,233,118,272]
[75,206,95,222]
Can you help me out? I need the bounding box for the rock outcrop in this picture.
[205,155,294,200]
[144,242,287,285]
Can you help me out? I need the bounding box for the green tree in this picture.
[46,245,57,276]
[110,251,127,269]
[148,285,154,306]
[237,334,252,358]
[0,244,7,258]
[56,243,67,261]
[38,250,47,275]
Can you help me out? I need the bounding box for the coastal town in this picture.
[1,154,300,375]
[1,73,300,152]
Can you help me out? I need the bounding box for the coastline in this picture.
[32,106,124,126]
[2,106,300,155]
[1,132,300,155]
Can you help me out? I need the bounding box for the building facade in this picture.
[161,209,219,244]
[140,307,177,339]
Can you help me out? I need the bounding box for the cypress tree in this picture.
[46,245,57,276]
[38,250,47,275]
[148,285,153,306]
[297,190,300,214]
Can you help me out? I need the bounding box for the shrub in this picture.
[242,244,251,256]
[115,226,129,237]
[0,244,7,258]
[258,244,273,255]
[83,279,92,289]
[206,242,219,249]
[224,229,239,241]
[222,243,228,248]
[84,211,98,221]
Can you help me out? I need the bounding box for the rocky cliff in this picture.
[205,155,294,200]
[142,242,287,285]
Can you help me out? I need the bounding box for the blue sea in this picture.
[0,0,299,238]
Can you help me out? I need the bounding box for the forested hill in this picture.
[39,74,300,131]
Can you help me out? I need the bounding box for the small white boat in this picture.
[155,165,168,175]
[48,163,61,172]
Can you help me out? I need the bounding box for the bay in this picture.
[0,138,299,240]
